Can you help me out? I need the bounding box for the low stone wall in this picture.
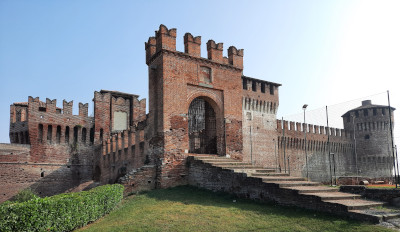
[119,165,156,195]
[340,185,400,206]
[187,156,380,223]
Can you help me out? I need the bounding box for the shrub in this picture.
[12,188,38,203]
[0,184,124,232]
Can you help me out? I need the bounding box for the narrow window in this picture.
[74,126,79,144]
[100,128,104,142]
[39,124,43,143]
[121,133,125,149]
[90,127,94,144]
[252,80,256,91]
[82,127,87,143]
[16,110,21,122]
[47,125,53,143]
[20,132,24,144]
[15,133,19,144]
[140,142,145,155]
[56,126,61,144]
[270,85,274,95]
[25,131,29,144]
[355,111,359,118]
[373,108,377,116]
[131,145,135,156]
[65,126,70,144]
[363,109,368,116]
[382,108,386,115]
[242,78,247,90]
[261,83,265,93]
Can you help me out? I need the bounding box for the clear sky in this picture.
[0,0,399,143]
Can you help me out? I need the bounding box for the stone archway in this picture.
[188,97,217,154]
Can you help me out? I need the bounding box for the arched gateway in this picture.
[188,97,217,154]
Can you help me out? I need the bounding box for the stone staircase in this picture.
[188,155,400,224]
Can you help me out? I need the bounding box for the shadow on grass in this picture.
[141,185,363,225]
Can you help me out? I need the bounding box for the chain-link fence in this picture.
[279,91,398,185]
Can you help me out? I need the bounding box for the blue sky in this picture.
[0,0,399,143]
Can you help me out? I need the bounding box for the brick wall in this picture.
[242,76,280,167]
[146,25,245,188]
[276,120,355,182]
[1,90,147,203]
[187,156,379,223]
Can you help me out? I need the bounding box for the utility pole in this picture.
[388,90,397,188]
[352,115,358,184]
[303,104,309,180]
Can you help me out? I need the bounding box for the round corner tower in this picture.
[342,100,395,178]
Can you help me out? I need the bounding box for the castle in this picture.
[0,25,395,202]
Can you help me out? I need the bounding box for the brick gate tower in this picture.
[145,25,245,187]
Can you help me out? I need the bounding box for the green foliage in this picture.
[12,188,38,203]
[0,184,123,232]
[77,186,392,232]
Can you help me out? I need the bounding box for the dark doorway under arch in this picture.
[188,98,217,154]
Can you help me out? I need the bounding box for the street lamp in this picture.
[303,104,308,180]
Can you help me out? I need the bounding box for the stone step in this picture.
[261,176,306,182]
[215,165,264,169]
[324,199,384,210]
[301,192,361,201]
[190,155,390,223]
[282,186,339,193]
[350,209,400,221]
[254,169,277,173]
[251,173,289,177]
[198,159,240,163]
[193,155,229,160]
[205,162,252,166]
[265,181,320,187]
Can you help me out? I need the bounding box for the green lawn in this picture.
[77,185,393,232]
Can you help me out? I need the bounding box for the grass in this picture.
[76,185,394,232]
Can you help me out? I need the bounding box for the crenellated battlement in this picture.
[145,37,156,64]
[28,96,40,103]
[79,103,88,117]
[23,97,90,117]
[45,98,57,113]
[228,46,244,68]
[94,91,112,102]
[277,119,351,138]
[112,96,130,105]
[155,24,177,53]
[184,33,201,57]
[145,24,244,69]
[63,100,73,115]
